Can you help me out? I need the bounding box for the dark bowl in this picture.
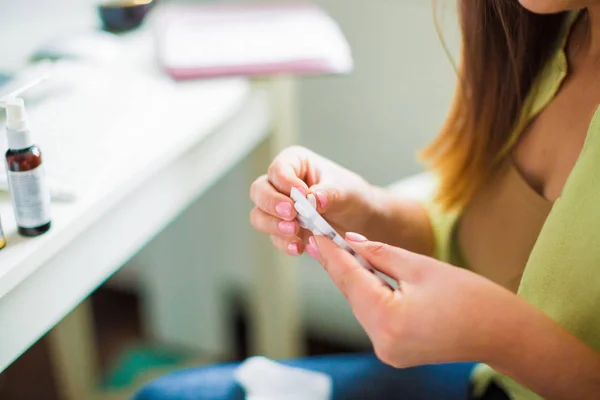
[98,0,156,33]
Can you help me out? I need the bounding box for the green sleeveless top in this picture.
[424,12,600,399]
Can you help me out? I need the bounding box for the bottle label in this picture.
[7,165,51,228]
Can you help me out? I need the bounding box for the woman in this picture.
[135,1,600,399]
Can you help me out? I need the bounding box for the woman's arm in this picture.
[489,299,600,400]
[364,185,435,257]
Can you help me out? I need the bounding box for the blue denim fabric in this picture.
[133,353,476,400]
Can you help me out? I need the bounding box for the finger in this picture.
[300,229,322,260]
[345,233,420,282]
[250,207,299,236]
[250,175,297,221]
[304,234,319,260]
[299,228,313,245]
[267,148,310,195]
[307,184,339,214]
[313,235,393,308]
[270,235,304,256]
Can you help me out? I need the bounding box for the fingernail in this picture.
[305,243,319,259]
[309,235,318,249]
[315,192,328,209]
[278,221,296,235]
[287,243,299,255]
[346,232,367,242]
[275,202,293,218]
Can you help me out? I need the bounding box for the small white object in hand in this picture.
[290,187,376,272]
[307,193,317,209]
[234,356,332,400]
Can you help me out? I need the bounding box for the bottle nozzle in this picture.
[5,97,28,131]
[3,97,33,150]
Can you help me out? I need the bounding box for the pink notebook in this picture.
[152,2,353,80]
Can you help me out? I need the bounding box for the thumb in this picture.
[345,233,420,282]
[308,184,342,214]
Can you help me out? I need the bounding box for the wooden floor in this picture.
[0,286,359,400]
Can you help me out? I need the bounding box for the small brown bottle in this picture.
[4,98,51,237]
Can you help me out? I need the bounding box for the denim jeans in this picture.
[133,353,478,400]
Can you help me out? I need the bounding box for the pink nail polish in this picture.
[346,232,367,242]
[305,243,319,259]
[279,221,296,235]
[287,243,299,255]
[309,235,318,248]
[315,192,328,209]
[275,202,293,218]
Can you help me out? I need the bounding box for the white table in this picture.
[0,28,302,399]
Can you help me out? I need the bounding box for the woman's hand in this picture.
[249,146,377,258]
[311,232,517,368]
[312,233,600,399]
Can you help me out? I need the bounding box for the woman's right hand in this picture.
[250,146,378,258]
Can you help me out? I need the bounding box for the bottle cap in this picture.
[5,98,34,150]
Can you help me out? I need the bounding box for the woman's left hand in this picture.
[312,233,518,368]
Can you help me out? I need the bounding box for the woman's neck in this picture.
[580,5,600,60]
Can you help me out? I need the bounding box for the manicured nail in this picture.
[287,243,299,255]
[305,243,319,259]
[346,232,367,242]
[275,202,293,218]
[279,221,296,235]
[309,235,318,249]
[315,192,328,209]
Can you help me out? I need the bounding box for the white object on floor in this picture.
[234,356,332,400]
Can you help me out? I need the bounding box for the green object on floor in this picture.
[103,345,190,389]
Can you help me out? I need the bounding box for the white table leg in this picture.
[247,77,304,359]
[46,299,99,400]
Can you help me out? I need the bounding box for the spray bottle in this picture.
[2,97,51,236]
[0,67,52,241]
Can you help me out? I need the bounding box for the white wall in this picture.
[0,0,99,71]
[282,0,459,346]
[180,0,462,348]
[300,0,458,185]
[0,0,460,350]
